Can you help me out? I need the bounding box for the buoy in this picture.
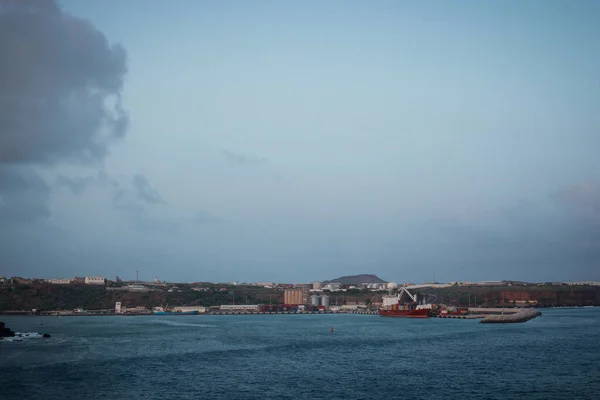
[330,327,334,333]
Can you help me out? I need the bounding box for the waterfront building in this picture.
[310,295,320,307]
[174,306,207,313]
[284,288,308,305]
[219,304,259,312]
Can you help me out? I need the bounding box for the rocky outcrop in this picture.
[0,321,16,337]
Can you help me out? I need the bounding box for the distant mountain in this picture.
[323,274,387,285]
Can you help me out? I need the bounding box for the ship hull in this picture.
[378,308,430,318]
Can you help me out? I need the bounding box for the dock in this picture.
[480,309,542,323]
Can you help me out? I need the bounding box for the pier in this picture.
[480,309,542,323]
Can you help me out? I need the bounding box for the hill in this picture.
[323,274,387,285]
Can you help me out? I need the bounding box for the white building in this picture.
[387,282,398,289]
[46,279,71,284]
[365,283,386,291]
[115,302,122,314]
[323,282,342,291]
[84,276,105,285]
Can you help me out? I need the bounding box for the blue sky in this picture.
[1,0,599,283]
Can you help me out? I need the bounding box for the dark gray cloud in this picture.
[0,0,127,165]
[221,149,266,166]
[0,0,130,275]
[111,174,175,232]
[132,174,165,204]
[0,166,50,223]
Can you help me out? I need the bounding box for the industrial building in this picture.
[308,294,330,309]
[284,288,308,305]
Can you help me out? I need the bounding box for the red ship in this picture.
[378,286,432,318]
[378,308,430,318]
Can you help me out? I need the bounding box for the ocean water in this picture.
[1,308,599,399]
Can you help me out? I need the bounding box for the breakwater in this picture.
[480,309,542,323]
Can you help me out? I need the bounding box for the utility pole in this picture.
[136,270,139,282]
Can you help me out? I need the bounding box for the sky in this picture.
[1,0,599,283]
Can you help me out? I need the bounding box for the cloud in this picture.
[192,210,224,224]
[132,174,165,204]
[0,0,128,230]
[55,170,108,195]
[111,174,175,232]
[0,165,50,223]
[392,188,600,280]
[0,0,128,165]
[552,180,600,221]
[221,149,266,166]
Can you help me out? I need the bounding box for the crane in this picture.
[399,286,418,303]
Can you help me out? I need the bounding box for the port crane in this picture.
[398,286,418,303]
[397,287,437,305]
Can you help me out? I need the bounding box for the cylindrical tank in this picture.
[310,295,320,307]
[320,294,330,308]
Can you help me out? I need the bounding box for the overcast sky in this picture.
[1,0,599,283]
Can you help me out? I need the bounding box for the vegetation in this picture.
[1,282,598,311]
[0,283,284,311]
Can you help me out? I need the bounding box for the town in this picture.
[1,274,599,316]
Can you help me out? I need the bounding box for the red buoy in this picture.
[330,327,334,333]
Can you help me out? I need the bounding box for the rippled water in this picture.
[1,308,599,399]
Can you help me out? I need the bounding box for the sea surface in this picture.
[1,308,599,399]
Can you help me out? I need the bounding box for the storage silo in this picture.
[320,294,330,308]
[310,295,320,307]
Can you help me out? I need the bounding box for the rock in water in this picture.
[0,321,16,338]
